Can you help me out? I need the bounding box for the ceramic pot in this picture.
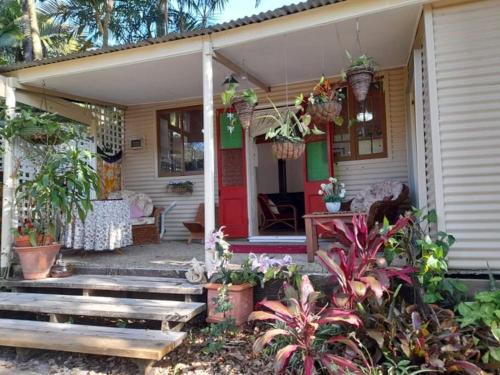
[15,243,61,280]
[326,202,341,213]
[205,283,254,326]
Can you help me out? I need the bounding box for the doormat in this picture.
[230,244,306,254]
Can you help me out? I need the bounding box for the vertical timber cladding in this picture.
[432,0,500,270]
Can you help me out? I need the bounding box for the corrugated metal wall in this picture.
[123,67,409,240]
[432,0,500,270]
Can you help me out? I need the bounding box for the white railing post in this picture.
[1,77,17,277]
[202,39,216,276]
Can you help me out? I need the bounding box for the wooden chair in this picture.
[132,206,164,245]
[257,194,298,233]
[183,203,205,244]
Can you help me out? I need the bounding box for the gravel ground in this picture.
[62,240,326,274]
[0,324,273,375]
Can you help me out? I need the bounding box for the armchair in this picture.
[257,194,298,232]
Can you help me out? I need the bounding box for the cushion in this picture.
[350,181,403,212]
[132,216,156,226]
[130,203,144,219]
[267,198,280,215]
[110,190,154,217]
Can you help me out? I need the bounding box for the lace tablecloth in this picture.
[64,199,132,251]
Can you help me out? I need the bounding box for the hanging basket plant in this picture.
[221,82,258,130]
[167,180,194,195]
[342,52,377,103]
[307,76,344,126]
[0,107,79,145]
[261,96,323,160]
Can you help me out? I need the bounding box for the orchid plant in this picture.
[247,253,299,288]
[319,177,346,203]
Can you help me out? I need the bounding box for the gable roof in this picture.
[0,0,342,73]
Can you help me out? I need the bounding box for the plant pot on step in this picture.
[205,283,254,326]
[232,97,255,130]
[346,66,374,103]
[253,279,285,303]
[15,243,61,280]
[15,234,55,248]
[272,141,305,160]
[308,100,342,126]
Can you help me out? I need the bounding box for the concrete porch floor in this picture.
[61,240,327,275]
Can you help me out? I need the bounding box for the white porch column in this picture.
[1,78,17,277]
[202,39,216,276]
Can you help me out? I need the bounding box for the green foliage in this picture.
[202,284,237,354]
[0,107,99,243]
[384,209,467,306]
[262,98,323,143]
[458,290,500,364]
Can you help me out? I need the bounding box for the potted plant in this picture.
[1,107,100,280]
[318,177,346,213]
[307,76,345,126]
[342,51,377,103]
[167,180,193,194]
[205,227,258,326]
[263,97,323,160]
[221,82,258,130]
[247,253,299,302]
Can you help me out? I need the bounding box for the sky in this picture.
[215,0,295,23]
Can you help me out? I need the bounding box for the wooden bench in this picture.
[0,318,185,374]
[0,292,205,331]
[1,275,203,301]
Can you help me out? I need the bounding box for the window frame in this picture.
[333,80,388,162]
[156,105,204,178]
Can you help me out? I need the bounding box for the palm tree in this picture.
[0,0,85,64]
[23,0,43,60]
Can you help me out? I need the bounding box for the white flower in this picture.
[331,177,338,183]
[308,95,315,104]
[340,188,346,197]
[340,183,345,188]
[320,183,326,189]
[318,190,323,195]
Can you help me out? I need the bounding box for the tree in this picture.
[24,0,43,60]
[0,0,85,64]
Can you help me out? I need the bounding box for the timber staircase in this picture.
[0,274,206,374]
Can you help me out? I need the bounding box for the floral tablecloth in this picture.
[64,199,132,251]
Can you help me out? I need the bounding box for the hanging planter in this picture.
[260,96,323,160]
[272,140,305,160]
[307,76,344,126]
[232,96,254,129]
[221,80,258,130]
[167,180,193,195]
[342,53,377,103]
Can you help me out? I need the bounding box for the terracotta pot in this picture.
[272,141,305,160]
[15,243,61,280]
[232,97,255,129]
[15,235,32,247]
[346,66,374,103]
[205,283,254,326]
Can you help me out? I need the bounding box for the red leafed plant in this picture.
[316,215,415,309]
[248,275,365,374]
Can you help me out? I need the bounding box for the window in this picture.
[157,107,204,177]
[333,81,387,161]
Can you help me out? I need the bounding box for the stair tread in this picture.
[0,292,205,322]
[1,275,203,295]
[0,318,186,360]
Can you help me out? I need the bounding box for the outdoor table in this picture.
[303,211,368,262]
[64,199,133,251]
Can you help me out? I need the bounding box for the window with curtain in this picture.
[333,81,387,161]
[157,107,204,177]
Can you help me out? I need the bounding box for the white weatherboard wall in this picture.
[431,0,500,270]
[123,68,409,240]
[336,68,409,199]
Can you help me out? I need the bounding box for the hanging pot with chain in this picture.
[232,96,255,129]
[346,66,374,103]
[272,140,305,160]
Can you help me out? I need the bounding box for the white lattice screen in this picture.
[87,104,124,154]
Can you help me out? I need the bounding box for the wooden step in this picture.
[0,318,186,360]
[0,292,205,323]
[1,275,203,297]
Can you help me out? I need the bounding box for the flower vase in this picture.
[326,202,341,213]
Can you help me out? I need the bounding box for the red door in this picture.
[216,109,248,238]
[303,123,335,214]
